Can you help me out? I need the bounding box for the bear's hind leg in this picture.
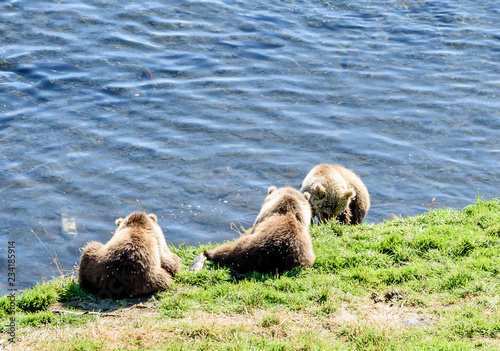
[204,241,249,270]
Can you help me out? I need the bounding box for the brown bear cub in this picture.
[300,164,370,225]
[204,186,315,274]
[78,212,181,299]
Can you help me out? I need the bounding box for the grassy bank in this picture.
[1,198,499,350]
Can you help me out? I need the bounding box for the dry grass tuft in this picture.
[325,299,433,331]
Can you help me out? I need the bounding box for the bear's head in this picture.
[253,186,312,228]
[309,184,356,222]
[115,212,159,230]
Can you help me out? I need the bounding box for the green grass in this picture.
[0,275,92,316]
[2,198,500,350]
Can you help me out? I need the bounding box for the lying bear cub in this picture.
[204,186,315,274]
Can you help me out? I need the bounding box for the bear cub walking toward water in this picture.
[78,212,181,299]
[204,186,315,274]
[300,164,370,225]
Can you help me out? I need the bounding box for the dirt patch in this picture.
[54,294,160,313]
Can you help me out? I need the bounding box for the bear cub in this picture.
[78,212,181,299]
[204,186,315,274]
[300,164,370,225]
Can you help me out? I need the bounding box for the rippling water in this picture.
[1,0,499,289]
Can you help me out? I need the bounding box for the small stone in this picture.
[384,290,404,302]
[61,212,78,237]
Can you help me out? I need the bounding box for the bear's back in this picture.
[244,212,314,273]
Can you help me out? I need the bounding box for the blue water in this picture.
[1,0,499,291]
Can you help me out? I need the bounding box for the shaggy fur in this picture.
[78,212,181,299]
[204,186,315,274]
[300,164,370,225]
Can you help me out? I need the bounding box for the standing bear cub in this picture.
[78,212,181,299]
[300,164,370,225]
[204,186,315,274]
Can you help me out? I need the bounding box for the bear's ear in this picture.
[267,186,277,195]
[302,191,311,201]
[314,184,326,199]
[344,188,356,200]
[148,214,158,223]
[115,218,124,227]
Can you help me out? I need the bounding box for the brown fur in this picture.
[300,164,370,225]
[78,212,181,299]
[204,186,315,274]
